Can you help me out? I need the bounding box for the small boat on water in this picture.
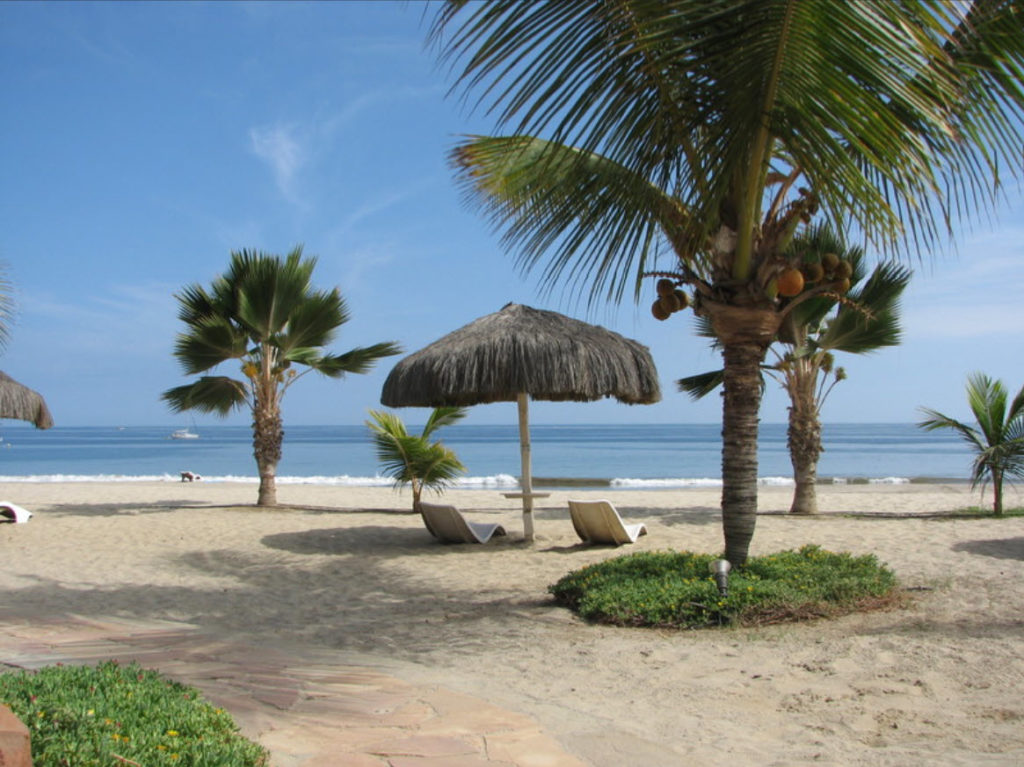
[170,428,199,440]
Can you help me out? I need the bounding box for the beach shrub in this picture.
[0,660,268,766]
[549,545,900,629]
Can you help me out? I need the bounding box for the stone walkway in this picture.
[0,614,587,767]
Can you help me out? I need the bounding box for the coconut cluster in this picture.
[651,278,690,321]
[772,253,853,298]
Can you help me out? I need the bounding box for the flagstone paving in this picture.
[0,614,587,767]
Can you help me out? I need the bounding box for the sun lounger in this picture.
[419,502,507,544]
[567,499,647,545]
[0,501,33,524]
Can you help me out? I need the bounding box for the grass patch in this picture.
[0,660,268,766]
[950,506,1024,518]
[549,545,902,629]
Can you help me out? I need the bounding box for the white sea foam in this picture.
[0,472,914,488]
[455,473,520,488]
[611,477,721,488]
[610,476,796,489]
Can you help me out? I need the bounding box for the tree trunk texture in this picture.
[706,302,781,566]
[788,366,822,515]
[253,403,283,507]
[412,479,423,513]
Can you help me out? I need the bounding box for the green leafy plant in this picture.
[0,660,268,766]
[162,246,401,506]
[366,406,468,511]
[549,546,900,629]
[919,373,1024,515]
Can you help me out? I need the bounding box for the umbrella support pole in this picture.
[517,393,535,542]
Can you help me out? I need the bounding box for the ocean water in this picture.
[0,422,973,489]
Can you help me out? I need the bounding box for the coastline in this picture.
[2,480,1022,765]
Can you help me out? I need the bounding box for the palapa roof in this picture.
[381,303,661,407]
[0,371,53,429]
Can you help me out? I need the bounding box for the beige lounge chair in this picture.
[567,499,647,545]
[0,501,32,523]
[419,502,507,544]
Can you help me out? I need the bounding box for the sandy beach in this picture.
[2,480,1023,765]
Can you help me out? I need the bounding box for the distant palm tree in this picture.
[433,0,1024,564]
[163,246,401,506]
[919,374,1024,515]
[679,226,911,514]
[366,407,468,511]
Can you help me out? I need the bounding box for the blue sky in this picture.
[1,1,1022,429]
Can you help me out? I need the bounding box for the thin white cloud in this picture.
[15,283,179,359]
[249,123,307,204]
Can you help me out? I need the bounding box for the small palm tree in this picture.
[163,246,401,506]
[366,407,468,511]
[679,225,911,514]
[919,374,1024,515]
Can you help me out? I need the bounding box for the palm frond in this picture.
[816,262,911,354]
[279,289,348,352]
[677,370,725,401]
[435,0,1024,287]
[966,372,1007,446]
[316,342,403,378]
[0,262,16,353]
[422,406,469,438]
[172,319,249,376]
[232,247,315,338]
[452,134,695,303]
[162,377,248,415]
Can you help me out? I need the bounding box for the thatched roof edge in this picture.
[381,303,661,407]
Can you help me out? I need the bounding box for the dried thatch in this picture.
[381,304,660,541]
[381,303,661,407]
[0,371,53,429]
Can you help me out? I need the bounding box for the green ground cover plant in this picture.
[0,660,268,766]
[550,545,901,629]
[953,506,1024,518]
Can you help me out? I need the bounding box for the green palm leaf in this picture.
[453,135,694,302]
[422,406,469,439]
[436,0,1024,273]
[162,377,248,415]
[172,319,249,376]
[677,370,726,401]
[315,342,403,378]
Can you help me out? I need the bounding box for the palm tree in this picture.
[366,406,468,512]
[919,374,1024,515]
[432,0,1024,563]
[163,246,401,506]
[679,225,911,514]
[0,260,15,353]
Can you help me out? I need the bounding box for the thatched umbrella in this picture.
[0,371,53,429]
[381,303,660,540]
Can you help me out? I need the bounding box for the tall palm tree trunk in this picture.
[709,302,780,565]
[253,406,282,506]
[788,366,822,515]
